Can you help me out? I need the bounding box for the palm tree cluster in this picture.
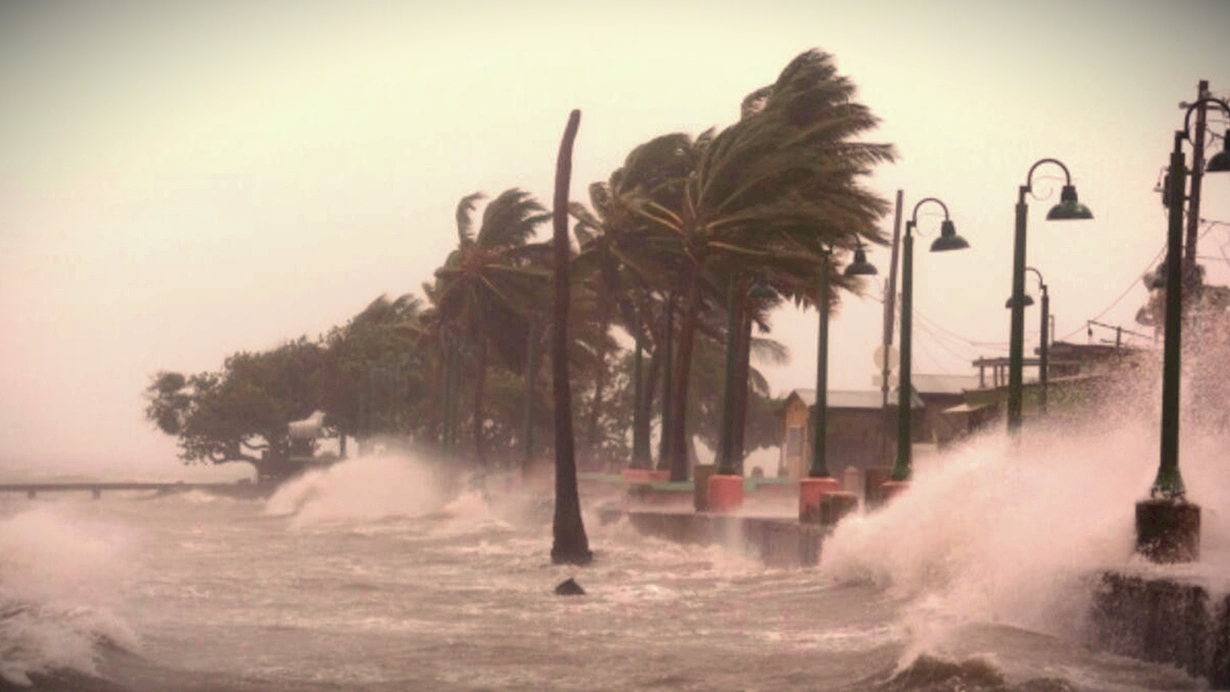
[147,49,896,483]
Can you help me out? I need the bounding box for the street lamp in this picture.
[1137,95,1230,563]
[800,243,876,522]
[890,198,970,483]
[1007,159,1092,434]
[1004,267,1049,414]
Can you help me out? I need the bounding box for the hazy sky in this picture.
[3,0,1229,477]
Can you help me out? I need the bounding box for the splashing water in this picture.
[818,403,1230,669]
[265,452,452,526]
[0,504,138,686]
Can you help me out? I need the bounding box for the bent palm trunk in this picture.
[551,109,592,565]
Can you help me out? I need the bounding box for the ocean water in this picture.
[2,421,1228,691]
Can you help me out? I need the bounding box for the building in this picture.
[951,340,1148,434]
[778,388,924,480]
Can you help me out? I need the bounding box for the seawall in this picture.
[595,505,826,569]
[1090,569,1230,688]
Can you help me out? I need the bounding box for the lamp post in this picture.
[1136,95,1230,564]
[889,198,970,486]
[800,244,877,523]
[1007,160,1093,434]
[1004,267,1049,414]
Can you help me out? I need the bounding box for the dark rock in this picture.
[554,578,585,596]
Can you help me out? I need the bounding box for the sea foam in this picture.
[0,504,138,686]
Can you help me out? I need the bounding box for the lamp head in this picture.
[843,247,878,276]
[929,219,970,252]
[1205,131,1230,173]
[1005,293,1035,309]
[1046,184,1094,220]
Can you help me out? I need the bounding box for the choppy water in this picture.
[2,422,1228,691]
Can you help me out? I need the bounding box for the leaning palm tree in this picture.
[550,109,592,565]
[628,49,896,480]
[431,188,552,468]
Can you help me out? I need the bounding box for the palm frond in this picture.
[455,192,485,244]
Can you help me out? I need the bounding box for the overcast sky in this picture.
[3,0,1229,478]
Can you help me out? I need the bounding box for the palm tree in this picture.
[550,110,592,565]
[570,184,667,469]
[627,49,896,480]
[430,189,552,468]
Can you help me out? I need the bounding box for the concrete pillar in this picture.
[706,474,744,513]
[842,465,861,496]
[864,466,892,511]
[820,491,859,525]
[1136,499,1200,563]
[799,477,840,523]
[693,464,716,511]
[879,480,910,503]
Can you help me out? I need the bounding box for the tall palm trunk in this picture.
[521,320,538,477]
[551,109,592,565]
[657,292,674,471]
[630,308,652,469]
[641,342,662,455]
[730,307,753,475]
[666,269,702,482]
[583,274,617,466]
[472,326,488,467]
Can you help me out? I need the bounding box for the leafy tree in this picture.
[321,294,425,454]
[145,338,328,480]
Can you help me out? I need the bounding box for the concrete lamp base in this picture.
[1136,499,1200,564]
[879,480,911,503]
[799,477,841,523]
[820,491,859,526]
[707,474,744,513]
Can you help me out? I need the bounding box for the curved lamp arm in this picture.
[1025,266,1046,291]
[1182,97,1230,140]
[908,197,951,235]
[1021,158,1073,202]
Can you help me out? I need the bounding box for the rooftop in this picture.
[786,388,924,410]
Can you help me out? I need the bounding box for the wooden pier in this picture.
[0,481,273,500]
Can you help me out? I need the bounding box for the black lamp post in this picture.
[1004,267,1049,414]
[892,198,970,482]
[810,243,877,479]
[1137,95,1230,563]
[1007,160,1093,434]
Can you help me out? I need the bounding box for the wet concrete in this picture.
[595,505,826,568]
[1090,570,1230,688]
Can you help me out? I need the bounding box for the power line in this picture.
[1056,219,1230,341]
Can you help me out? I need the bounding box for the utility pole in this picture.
[1183,80,1210,293]
[879,190,903,465]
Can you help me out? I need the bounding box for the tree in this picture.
[145,338,328,481]
[430,189,553,467]
[321,294,426,455]
[551,109,593,565]
[626,49,895,480]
